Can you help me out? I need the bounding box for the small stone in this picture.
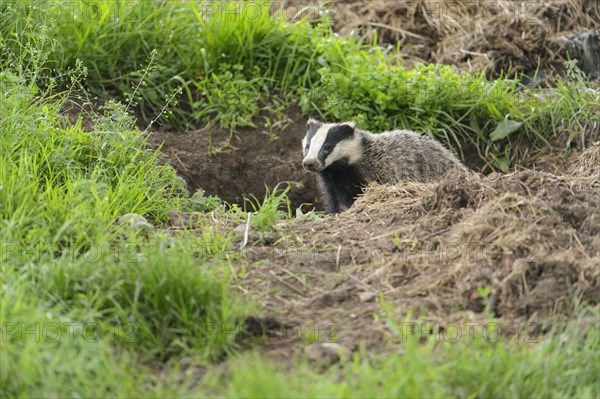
[167,210,180,225]
[304,343,351,366]
[359,292,376,302]
[116,213,154,230]
[167,211,202,229]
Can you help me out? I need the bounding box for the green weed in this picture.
[243,183,292,231]
[182,188,222,213]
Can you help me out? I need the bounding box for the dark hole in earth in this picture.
[148,108,321,211]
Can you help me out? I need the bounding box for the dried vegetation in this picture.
[316,0,600,77]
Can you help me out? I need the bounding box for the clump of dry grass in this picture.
[317,0,600,76]
[565,144,600,177]
[353,165,598,317]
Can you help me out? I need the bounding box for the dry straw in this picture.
[313,0,599,75]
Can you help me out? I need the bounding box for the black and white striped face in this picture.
[302,119,362,172]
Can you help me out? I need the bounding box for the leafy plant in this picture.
[243,183,292,231]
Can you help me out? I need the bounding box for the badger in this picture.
[302,119,469,213]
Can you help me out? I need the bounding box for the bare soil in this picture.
[148,108,320,211]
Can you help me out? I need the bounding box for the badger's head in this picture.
[302,119,362,172]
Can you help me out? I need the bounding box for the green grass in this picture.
[0,73,245,395]
[1,278,182,398]
[243,183,292,231]
[201,314,599,398]
[0,72,183,249]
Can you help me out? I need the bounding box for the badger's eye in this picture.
[323,144,333,153]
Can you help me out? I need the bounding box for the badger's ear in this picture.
[342,121,356,133]
[307,118,322,129]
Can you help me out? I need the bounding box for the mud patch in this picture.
[148,109,319,210]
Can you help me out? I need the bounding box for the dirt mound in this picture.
[230,146,599,354]
[318,0,600,78]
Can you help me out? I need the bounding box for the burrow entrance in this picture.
[148,108,320,211]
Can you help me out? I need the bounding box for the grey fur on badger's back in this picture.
[302,119,469,214]
[360,129,467,182]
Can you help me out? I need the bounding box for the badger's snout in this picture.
[302,159,321,172]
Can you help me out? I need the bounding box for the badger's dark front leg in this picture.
[317,175,341,213]
[318,165,365,214]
